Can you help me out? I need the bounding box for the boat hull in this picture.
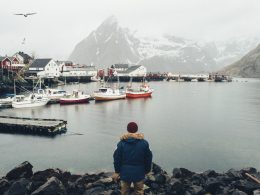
[126,91,152,98]
[12,100,49,108]
[94,94,126,101]
[59,98,89,104]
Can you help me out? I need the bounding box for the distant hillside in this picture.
[219,44,260,78]
[69,16,260,73]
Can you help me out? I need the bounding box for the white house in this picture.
[27,58,60,78]
[114,65,147,77]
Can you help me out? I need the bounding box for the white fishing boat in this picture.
[126,83,154,98]
[12,94,49,108]
[60,90,90,104]
[38,88,68,102]
[0,97,13,107]
[93,87,126,101]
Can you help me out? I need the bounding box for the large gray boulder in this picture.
[6,161,33,180]
[31,177,67,195]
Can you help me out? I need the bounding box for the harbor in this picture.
[0,80,259,174]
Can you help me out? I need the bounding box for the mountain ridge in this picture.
[69,16,260,73]
[219,43,260,78]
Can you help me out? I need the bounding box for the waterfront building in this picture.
[27,58,60,78]
[0,56,25,72]
[60,64,97,77]
[13,51,33,64]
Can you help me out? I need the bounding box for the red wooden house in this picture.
[0,56,11,69]
[0,56,24,72]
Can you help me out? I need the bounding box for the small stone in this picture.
[205,177,223,194]
[240,167,257,175]
[253,189,260,195]
[83,186,105,195]
[231,189,248,195]
[150,182,160,190]
[155,174,167,184]
[172,168,194,179]
[152,163,164,174]
[226,169,242,179]
[187,185,203,194]
[191,173,206,186]
[233,180,260,194]
[99,177,113,184]
[172,168,182,178]
[203,170,218,178]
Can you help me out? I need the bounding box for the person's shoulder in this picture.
[117,140,124,147]
[140,139,149,146]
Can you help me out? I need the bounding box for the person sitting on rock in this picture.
[113,122,153,195]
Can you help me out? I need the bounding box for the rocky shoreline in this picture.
[0,162,259,195]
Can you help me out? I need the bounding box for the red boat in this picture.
[126,84,154,98]
[60,90,90,104]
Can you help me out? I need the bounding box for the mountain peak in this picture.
[101,15,118,26]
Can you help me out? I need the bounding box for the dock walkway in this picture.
[0,116,67,136]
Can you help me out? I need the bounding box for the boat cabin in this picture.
[13,95,25,102]
[98,88,108,93]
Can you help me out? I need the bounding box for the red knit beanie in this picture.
[127,122,138,133]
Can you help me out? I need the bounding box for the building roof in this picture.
[0,56,10,61]
[124,65,142,73]
[17,51,33,60]
[8,57,18,61]
[56,60,73,65]
[30,59,52,68]
[112,64,129,69]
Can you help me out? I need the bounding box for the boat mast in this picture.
[14,79,16,95]
[39,77,42,89]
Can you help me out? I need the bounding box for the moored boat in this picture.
[126,84,153,98]
[60,90,90,104]
[44,89,69,103]
[93,87,126,101]
[12,94,49,108]
[0,97,13,108]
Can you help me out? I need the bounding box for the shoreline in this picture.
[1,161,259,195]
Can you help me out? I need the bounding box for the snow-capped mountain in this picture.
[69,16,260,73]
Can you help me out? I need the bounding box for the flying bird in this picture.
[14,13,37,17]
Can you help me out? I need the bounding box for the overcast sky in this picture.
[1,0,260,59]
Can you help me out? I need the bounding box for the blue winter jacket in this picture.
[113,135,153,182]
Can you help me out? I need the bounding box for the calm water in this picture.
[0,79,260,175]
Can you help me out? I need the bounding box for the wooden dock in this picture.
[0,116,67,136]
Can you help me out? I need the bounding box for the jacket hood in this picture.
[120,133,144,143]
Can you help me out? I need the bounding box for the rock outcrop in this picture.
[219,44,260,78]
[0,162,259,195]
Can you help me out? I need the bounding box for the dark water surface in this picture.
[0,79,260,174]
